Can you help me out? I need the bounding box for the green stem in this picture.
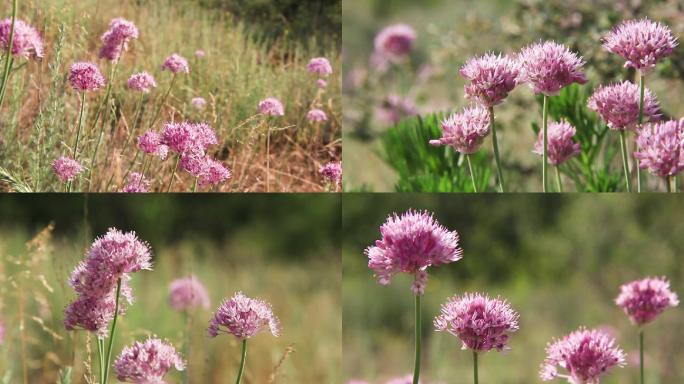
[413,294,422,384]
[89,52,120,133]
[102,279,122,384]
[0,0,17,112]
[488,106,504,192]
[149,74,176,129]
[192,177,198,192]
[637,73,645,193]
[555,166,563,193]
[235,339,247,384]
[166,155,180,192]
[473,351,479,384]
[97,338,105,384]
[665,177,671,193]
[619,131,632,192]
[542,95,549,193]
[266,124,271,192]
[465,154,477,192]
[640,330,644,384]
[121,92,145,151]
[73,93,87,157]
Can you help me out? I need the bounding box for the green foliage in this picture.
[381,114,492,192]
[59,367,72,384]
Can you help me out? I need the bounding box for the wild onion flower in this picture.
[99,18,139,61]
[376,94,417,125]
[540,327,625,383]
[307,108,328,122]
[317,79,327,88]
[366,209,463,295]
[0,18,44,59]
[127,72,157,93]
[602,19,678,72]
[518,41,587,96]
[168,276,211,311]
[161,121,218,154]
[195,49,205,58]
[198,158,231,187]
[533,120,581,165]
[122,172,150,193]
[320,161,342,187]
[258,97,285,116]
[616,277,679,326]
[374,24,416,59]
[162,53,189,74]
[52,156,82,182]
[191,97,207,110]
[64,294,121,337]
[208,292,280,339]
[114,338,185,383]
[429,106,491,154]
[68,62,106,92]
[460,53,520,107]
[137,130,169,160]
[307,57,333,77]
[634,119,684,180]
[587,82,660,130]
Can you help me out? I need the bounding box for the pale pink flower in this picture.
[307,57,333,77]
[0,18,44,59]
[307,108,328,122]
[374,24,416,59]
[429,106,490,154]
[195,49,205,58]
[122,172,150,193]
[69,62,106,92]
[162,53,189,74]
[127,72,157,93]
[208,292,280,340]
[602,19,678,72]
[587,82,660,130]
[114,338,185,383]
[317,79,328,88]
[460,53,521,107]
[191,97,207,110]
[258,97,285,116]
[99,18,139,61]
[320,161,342,186]
[616,276,679,326]
[198,158,231,187]
[533,120,581,165]
[168,276,211,311]
[634,119,684,178]
[518,41,587,96]
[52,156,82,182]
[137,130,169,160]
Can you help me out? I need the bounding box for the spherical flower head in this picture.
[198,158,231,187]
[434,293,519,352]
[533,120,581,165]
[307,57,333,77]
[208,292,280,340]
[460,53,521,107]
[602,19,678,72]
[191,97,207,110]
[587,81,660,130]
[518,41,587,96]
[179,148,206,177]
[195,49,205,58]
[99,18,139,61]
[52,156,82,182]
[365,209,463,295]
[376,94,417,125]
[64,294,118,337]
[374,24,416,60]
[320,161,342,186]
[161,121,217,154]
[258,97,285,116]
[122,172,150,193]
[168,276,211,311]
[307,108,328,122]
[127,72,157,93]
[162,53,189,74]
[137,130,168,159]
[540,327,625,383]
[69,62,106,92]
[86,228,152,277]
[114,338,185,383]
[615,276,679,326]
[634,119,684,178]
[429,106,491,154]
[317,79,328,88]
[0,18,44,59]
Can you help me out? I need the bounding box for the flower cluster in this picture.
[518,41,587,96]
[52,156,83,183]
[307,108,328,122]
[195,49,205,59]
[320,161,342,187]
[533,120,581,165]
[208,292,280,340]
[127,72,157,93]
[429,106,491,154]
[168,276,211,311]
[366,210,463,295]
[68,62,106,92]
[191,97,207,110]
[615,276,679,326]
[460,53,520,107]
[0,18,44,59]
[122,172,150,193]
[137,130,169,160]
[307,57,333,77]
[114,338,185,383]
[258,97,285,116]
[602,19,678,72]
[162,53,189,74]
[587,81,660,130]
[99,18,139,61]
[374,24,416,60]
[434,293,519,352]
[635,119,684,178]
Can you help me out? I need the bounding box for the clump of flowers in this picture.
[634,119,684,180]
[52,156,82,183]
[540,327,625,383]
[137,130,169,160]
[169,276,211,311]
[0,18,44,59]
[307,108,328,122]
[191,97,207,110]
[258,97,285,116]
[161,121,218,155]
[320,161,342,188]
[114,338,185,383]
[587,82,660,130]
[127,72,157,93]
[602,19,678,72]
[307,57,333,77]
[374,24,416,60]
[68,62,106,92]
[460,53,520,107]
[616,276,679,326]
[122,172,150,193]
[208,292,280,339]
[518,41,587,96]
[533,120,581,165]
[429,105,491,154]
[162,53,189,74]
[99,18,139,61]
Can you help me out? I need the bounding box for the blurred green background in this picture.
[0,194,341,383]
[343,194,683,383]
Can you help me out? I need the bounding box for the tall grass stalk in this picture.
[0,0,18,111]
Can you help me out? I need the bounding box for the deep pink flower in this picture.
[198,158,231,187]
[434,293,519,352]
[365,209,463,295]
[52,156,82,182]
[191,97,206,110]
[518,41,587,96]
[533,120,581,165]
[137,130,169,160]
[64,293,120,337]
[634,119,684,178]
[307,57,333,77]
[122,172,150,193]
[374,24,416,59]
[616,277,679,326]
[179,148,206,177]
[258,97,285,116]
[0,18,44,59]
[307,108,328,122]
[195,49,205,58]
[127,72,157,93]
[602,19,678,72]
[68,62,106,92]
[429,106,491,154]
[161,121,217,154]
[162,53,189,74]
[114,338,185,383]
[168,275,211,311]
[208,292,280,340]
[460,53,521,107]
[376,94,417,125]
[99,18,139,61]
[320,161,342,186]
[587,81,660,130]
[540,327,625,383]
[317,79,328,88]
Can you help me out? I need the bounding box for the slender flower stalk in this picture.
[150,74,177,128]
[489,107,504,192]
[102,278,122,384]
[637,73,645,192]
[542,95,548,192]
[640,330,645,384]
[88,62,119,191]
[73,93,87,158]
[166,154,180,192]
[235,339,247,384]
[465,154,477,192]
[413,294,421,384]
[0,0,17,112]
[619,131,632,192]
[555,166,562,192]
[473,351,479,384]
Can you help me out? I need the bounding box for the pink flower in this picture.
[162,53,189,74]
[385,376,415,384]
[208,292,280,340]
[533,120,581,165]
[374,24,416,60]
[0,18,44,59]
[168,276,211,311]
[64,293,122,337]
[540,327,625,383]
[122,172,150,193]
[518,41,587,96]
[198,158,231,187]
[317,79,328,88]
[114,338,185,383]
[137,130,169,160]
[195,49,205,58]
[258,97,285,116]
[460,53,521,107]
[634,119,684,178]
[191,97,207,110]
[320,161,342,186]
[616,277,679,326]
[376,94,417,125]
[602,19,678,72]
[307,108,328,122]
[127,72,157,93]
[68,62,106,92]
[429,106,491,154]
[99,18,139,61]
[365,209,463,295]
[307,57,333,77]
[161,121,217,154]
[52,156,82,182]
[434,293,519,352]
[587,81,660,130]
